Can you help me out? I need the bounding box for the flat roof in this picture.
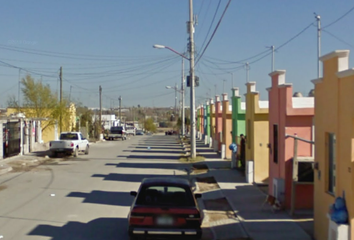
[259,101,269,109]
[292,97,314,108]
[241,102,246,110]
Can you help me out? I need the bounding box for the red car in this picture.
[128,177,203,239]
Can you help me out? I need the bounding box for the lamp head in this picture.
[153,44,166,49]
[165,86,171,89]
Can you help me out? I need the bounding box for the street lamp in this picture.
[154,44,194,151]
[165,84,178,115]
[166,84,185,137]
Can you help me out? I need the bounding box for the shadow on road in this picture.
[106,162,189,170]
[116,155,181,160]
[123,149,184,154]
[67,191,134,206]
[28,217,128,240]
[92,173,187,183]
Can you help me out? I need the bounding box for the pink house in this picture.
[268,70,314,210]
[214,95,223,152]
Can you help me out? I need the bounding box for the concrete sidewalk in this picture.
[193,137,314,240]
[210,167,313,240]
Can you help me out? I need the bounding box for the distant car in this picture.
[136,131,144,135]
[128,177,203,239]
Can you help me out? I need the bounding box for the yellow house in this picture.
[312,50,354,240]
[7,103,76,143]
[210,98,216,144]
[245,82,269,184]
[221,93,232,159]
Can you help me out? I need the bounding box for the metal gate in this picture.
[4,121,21,158]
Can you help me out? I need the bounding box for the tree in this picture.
[144,118,157,133]
[7,74,72,131]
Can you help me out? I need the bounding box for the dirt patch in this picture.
[191,163,209,174]
[179,155,206,163]
[203,198,237,227]
[0,185,7,191]
[8,158,56,172]
[196,176,220,192]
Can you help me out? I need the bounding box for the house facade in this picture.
[268,70,314,210]
[244,82,269,184]
[313,50,354,240]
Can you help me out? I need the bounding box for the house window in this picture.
[247,119,251,149]
[327,133,336,194]
[273,124,278,163]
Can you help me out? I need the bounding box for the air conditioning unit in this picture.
[273,178,285,203]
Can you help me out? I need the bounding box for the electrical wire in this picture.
[322,29,354,49]
[195,0,232,65]
[197,0,222,59]
[322,5,354,29]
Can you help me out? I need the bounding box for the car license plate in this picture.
[156,216,174,225]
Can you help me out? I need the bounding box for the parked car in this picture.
[136,130,144,136]
[105,126,127,140]
[128,177,202,239]
[49,132,89,157]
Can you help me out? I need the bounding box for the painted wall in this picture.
[7,103,76,143]
[231,87,246,145]
[268,70,314,209]
[210,99,215,140]
[245,82,269,184]
[221,93,232,159]
[215,96,223,151]
[313,50,354,240]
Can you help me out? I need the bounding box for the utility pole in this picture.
[315,14,321,78]
[229,72,234,89]
[118,96,122,126]
[189,0,196,158]
[175,83,178,115]
[59,66,63,133]
[223,79,227,93]
[99,86,102,135]
[181,58,185,137]
[245,62,250,82]
[271,46,275,72]
[18,69,21,111]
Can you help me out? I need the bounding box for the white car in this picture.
[49,132,89,157]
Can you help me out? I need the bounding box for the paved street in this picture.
[0,134,314,240]
[0,134,191,240]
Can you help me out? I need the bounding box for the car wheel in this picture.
[73,147,78,157]
[84,145,89,155]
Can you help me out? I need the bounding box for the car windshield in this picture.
[136,185,195,207]
[60,133,78,140]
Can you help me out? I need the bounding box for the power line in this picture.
[322,29,354,49]
[322,5,354,29]
[197,0,222,58]
[195,0,233,65]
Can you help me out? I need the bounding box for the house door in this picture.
[6,121,21,158]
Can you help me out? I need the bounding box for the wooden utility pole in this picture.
[118,96,122,126]
[59,66,63,133]
[99,86,102,134]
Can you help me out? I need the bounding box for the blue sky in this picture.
[0,0,353,109]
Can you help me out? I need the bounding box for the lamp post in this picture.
[166,84,185,137]
[165,84,178,115]
[154,45,191,142]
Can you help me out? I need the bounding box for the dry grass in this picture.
[202,198,237,227]
[196,176,220,192]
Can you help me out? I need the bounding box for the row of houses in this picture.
[196,50,354,240]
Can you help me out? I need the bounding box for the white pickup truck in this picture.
[49,132,89,157]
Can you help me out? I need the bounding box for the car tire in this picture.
[84,145,89,155]
[73,147,78,157]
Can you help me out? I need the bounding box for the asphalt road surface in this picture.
[0,134,191,240]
